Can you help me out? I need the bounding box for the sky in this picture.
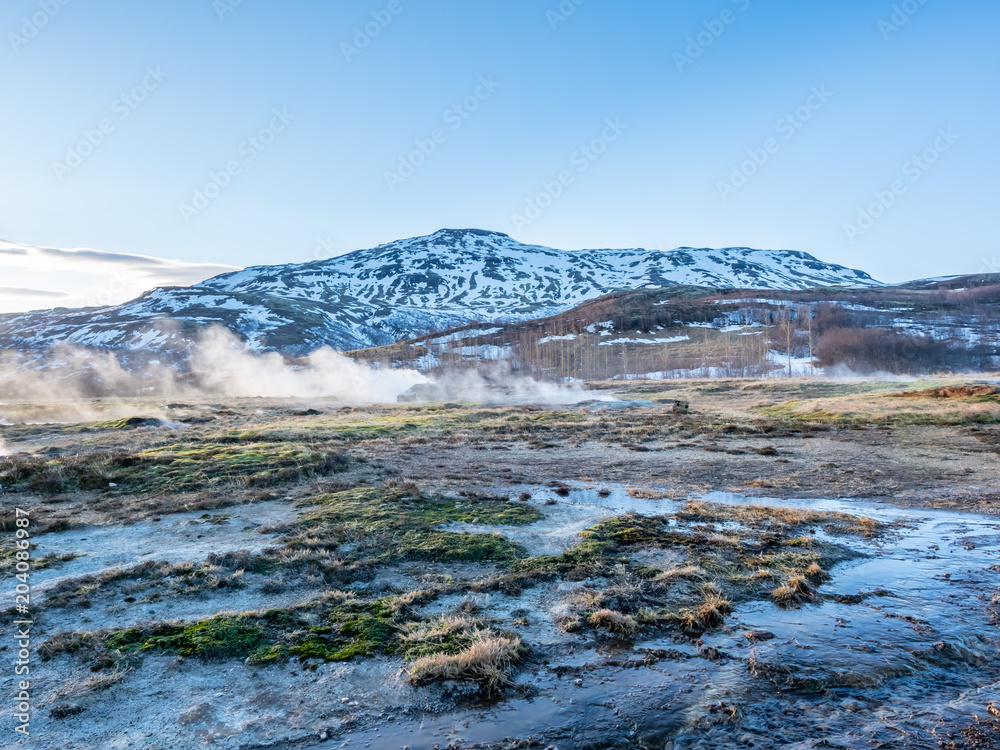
[1,0,998,313]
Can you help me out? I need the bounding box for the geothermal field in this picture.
[3,377,999,749]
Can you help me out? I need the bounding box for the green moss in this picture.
[67,417,164,433]
[398,530,525,563]
[100,594,406,666]
[587,514,671,547]
[285,487,537,566]
[107,616,269,660]
[297,487,540,527]
[279,616,397,663]
[0,441,351,495]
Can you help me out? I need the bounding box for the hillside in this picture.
[351,279,1000,379]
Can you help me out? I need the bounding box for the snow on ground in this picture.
[415,351,440,370]
[624,367,733,379]
[427,328,504,345]
[538,334,578,344]
[459,345,511,360]
[766,349,818,376]
[711,298,804,307]
[717,324,764,333]
[126,328,169,350]
[598,336,690,346]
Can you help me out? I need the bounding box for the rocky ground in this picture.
[1,377,999,749]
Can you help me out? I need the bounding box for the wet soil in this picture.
[3,383,1000,749]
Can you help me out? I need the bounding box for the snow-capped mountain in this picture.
[0,229,882,354]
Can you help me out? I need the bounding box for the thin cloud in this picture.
[0,287,71,298]
[0,239,241,314]
[0,240,238,280]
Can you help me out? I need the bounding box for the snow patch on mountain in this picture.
[0,228,882,354]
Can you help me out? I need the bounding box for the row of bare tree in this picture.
[361,294,999,379]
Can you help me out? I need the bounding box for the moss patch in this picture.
[107,616,269,660]
[284,487,536,566]
[0,441,350,495]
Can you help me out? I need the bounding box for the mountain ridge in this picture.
[0,228,883,354]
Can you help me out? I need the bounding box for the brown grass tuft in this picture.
[588,608,639,636]
[677,586,733,631]
[407,632,523,691]
[655,565,708,582]
[805,562,831,581]
[772,575,814,607]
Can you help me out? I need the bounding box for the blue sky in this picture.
[1,0,997,311]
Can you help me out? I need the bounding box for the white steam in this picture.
[0,327,611,411]
[0,328,626,425]
[820,364,919,382]
[186,328,428,401]
[0,327,428,404]
[425,367,618,405]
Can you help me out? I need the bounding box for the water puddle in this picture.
[443,484,683,556]
[22,499,297,595]
[324,487,1000,748]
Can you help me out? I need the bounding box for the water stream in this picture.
[323,487,1000,749]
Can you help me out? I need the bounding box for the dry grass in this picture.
[758,385,1000,427]
[655,565,708,582]
[674,585,733,631]
[627,488,673,500]
[400,614,481,649]
[772,575,815,607]
[805,562,831,581]
[677,500,885,538]
[407,632,523,691]
[54,667,132,699]
[893,385,998,400]
[382,588,437,616]
[587,609,639,636]
[691,589,733,629]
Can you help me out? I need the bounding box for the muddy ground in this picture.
[1,377,999,749]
